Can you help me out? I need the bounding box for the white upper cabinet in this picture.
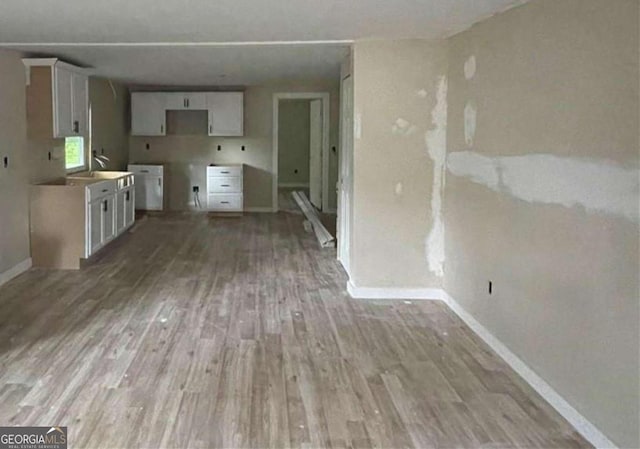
[71,72,88,135]
[130,91,243,137]
[207,92,244,136]
[53,66,74,137]
[165,92,206,110]
[131,92,167,136]
[23,59,89,138]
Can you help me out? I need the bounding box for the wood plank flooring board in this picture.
[0,212,592,448]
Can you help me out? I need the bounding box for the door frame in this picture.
[272,92,331,212]
[337,74,353,275]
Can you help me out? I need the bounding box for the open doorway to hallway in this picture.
[273,93,336,237]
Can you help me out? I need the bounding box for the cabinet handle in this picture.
[102,189,108,193]
[221,171,229,174]
[221,201,229,204]
[209,124,212,134]
[140,170,149,173]
[103,200,108,212]
[221,184,230,187]
[158,178,162,187]
[126,191,130,201]
[187,98,190,108]
[73,120,79,133]
[160,124,164,133]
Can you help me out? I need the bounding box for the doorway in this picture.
[272,93,330,213]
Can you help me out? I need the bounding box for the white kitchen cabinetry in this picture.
[53,66,73,137]
[207,92,244,136]
[128,164,164,211]
[207,164,243,212]
[23,58,89,138]
[131,93,167,136]
[165,92,206,110]
[86,174,135,257]
[130,91,243,136]
[71,72,88,135]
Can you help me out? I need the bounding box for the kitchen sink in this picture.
[68,171,133,180]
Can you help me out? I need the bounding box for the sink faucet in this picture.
[92,150,110,171]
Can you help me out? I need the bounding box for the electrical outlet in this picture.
[3,156,8,168]
[146,143,150,150]
[217,145,221,151]
[192,186,199,193]
[294,169,298,174]
[241,145,246,151]
[488,281,493,295]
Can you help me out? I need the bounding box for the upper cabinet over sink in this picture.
[130,91,244,137]
[23,58,89,139]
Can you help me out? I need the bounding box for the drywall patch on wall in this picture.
[447,151,640,222]
[417,89,428,98]
[447,151,500,189]
[395,182,403,195]
[392,117,417,136]
[464,101,477,146]
[425,76,448,277]
[464,55,476,80]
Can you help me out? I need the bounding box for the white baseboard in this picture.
[0,258,32,288]
[346,281,445,300]
[440,291,617,449]
[244,207,274,213]
[346,282,617,449]
[278,182,310,188]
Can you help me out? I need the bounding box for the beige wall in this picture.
[351,40,448,289]
[89,78,129,171]
[129,80,340,211]
[26,66,67,184]
[0,49,30,276]
[444,0,639,447]
[278,99,310,186]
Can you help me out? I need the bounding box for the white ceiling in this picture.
[0,0,527,86]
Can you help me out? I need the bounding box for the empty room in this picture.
[0,0,638,448]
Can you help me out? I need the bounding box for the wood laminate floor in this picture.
[0,212,590,449]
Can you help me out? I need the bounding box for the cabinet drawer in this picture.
[207,165,242,177]
[87,181,116,202]
[208,176,242,194]
[207,194,243,211]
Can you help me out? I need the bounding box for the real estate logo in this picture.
[0,427,67,449]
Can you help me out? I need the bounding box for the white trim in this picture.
[346,281,445,301]
[278,182,310,188]
[346,282,618,449]
[244,207,274,213]
[0,258,32,288]
[7,40,353,48]
[272,92,331,213]
[440,290,618,449]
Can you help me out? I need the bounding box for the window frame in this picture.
[64,136,87,173]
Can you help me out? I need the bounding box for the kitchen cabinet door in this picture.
[165,92,206,110]
[116,190,126,234]
[53,66,74,138]
[89,200,103,254]
[125,188,135,226]
[131,92,167,136]
[102,196,116,243]
[145,176,163,211]
[207,92,244,136]
[72,72,88,135]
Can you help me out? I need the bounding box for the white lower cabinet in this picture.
[85,175,135,258]
[207,164,243,212]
